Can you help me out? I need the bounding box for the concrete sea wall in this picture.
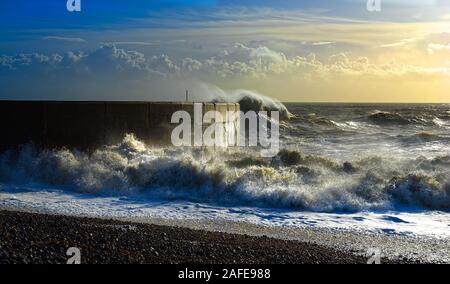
[0,101,240,152]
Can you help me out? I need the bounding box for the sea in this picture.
[1,103,450,239]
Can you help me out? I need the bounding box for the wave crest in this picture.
[368,111,411,125]
[1,135,449,212]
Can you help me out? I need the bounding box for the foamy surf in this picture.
[1,103,450,245]
[1,185,450,239]
[1,133,450,211]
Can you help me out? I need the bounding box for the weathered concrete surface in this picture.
[0,101,239,152]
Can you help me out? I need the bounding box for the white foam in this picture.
[1,135,450,212]
[1,186,449,239]
[433,117,450,128]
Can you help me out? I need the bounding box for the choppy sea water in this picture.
[1,103,450,239]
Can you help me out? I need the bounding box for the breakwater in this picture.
[0,101,239,151]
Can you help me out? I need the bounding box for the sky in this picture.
[0,0,450,102]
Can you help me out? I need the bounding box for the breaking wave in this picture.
[368,111,411,125]
[298,114,338,127]
[196,83,292,120]
[397,132,450,144]
[232,90,292,120]
[292,110,450,133]
[367,111,448,127]
[1,135,449,212]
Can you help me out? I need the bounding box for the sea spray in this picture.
[0,135,449,212]
[193,83,292,120]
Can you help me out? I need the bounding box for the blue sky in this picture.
[1,0,448,53]
[0,1,449,102]
[1,0,447,29]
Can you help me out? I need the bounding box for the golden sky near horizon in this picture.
[208,21,450,103]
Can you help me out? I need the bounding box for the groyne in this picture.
[0,101,239,152]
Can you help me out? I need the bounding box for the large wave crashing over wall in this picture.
[0,135,449,212]
[194,83,291,120]
[227,90,291,120]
